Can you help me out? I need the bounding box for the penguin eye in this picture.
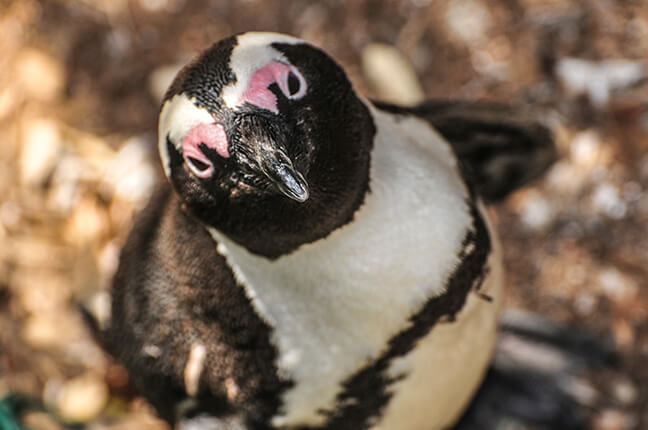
[287,72,300,96]
[281,67,307,100]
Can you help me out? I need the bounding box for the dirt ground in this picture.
[0,0,647,429]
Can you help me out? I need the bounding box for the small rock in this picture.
[556,58,647,108]
[361,43,424,106]
[612,379,638,406]
[139,0,171,12]
[597,268,637,302]
[149,62,185,101]
[570,131,605,167]
[143,344,162,358]
[518,191,554,230]
[560,376,599,407]
[104,136,156,206]
[47,154,87,214]
[15,48,65,102]
[20,117,63,187]
[55,373,109,423]
[592,183,627,219]
[63,196,110,245]
[574,293,597,316]
[83,290,112,331]
[97,240,121,280]
[470,48,509,80]
[594,408,637,430]
[444,0,491,44]
[104,27,132,59]
[545,160,587,194]
[225,378,239,401]
[22,313,83,349]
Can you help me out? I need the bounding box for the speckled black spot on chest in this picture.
[306,202,491,430]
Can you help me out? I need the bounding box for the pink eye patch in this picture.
[182,123,229,178]
[240,61,307,113]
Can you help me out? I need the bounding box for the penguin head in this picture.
[159,32,374,255]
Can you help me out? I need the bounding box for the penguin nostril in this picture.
[185,155,214,178]
[188,157,210,172]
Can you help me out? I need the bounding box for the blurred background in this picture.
[0,0,647,429]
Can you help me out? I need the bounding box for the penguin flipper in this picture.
[452,309,617,430]
[373,100,558,201]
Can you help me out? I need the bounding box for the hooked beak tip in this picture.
[233,114,310,203]
[273,166,309,203]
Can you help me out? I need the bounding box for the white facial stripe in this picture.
[222,32,304,109]
[158,94,215,177]
[209,103,475,427]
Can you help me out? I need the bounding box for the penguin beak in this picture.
[258,148,309,203]
[233,115,310,203]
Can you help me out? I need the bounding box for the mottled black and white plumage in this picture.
[105,32,556,430]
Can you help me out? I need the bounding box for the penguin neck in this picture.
[202,182,369,258]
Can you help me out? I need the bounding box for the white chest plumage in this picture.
[209,105,502,428]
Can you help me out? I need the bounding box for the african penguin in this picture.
[105,32,556,430]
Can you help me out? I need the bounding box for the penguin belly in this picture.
[373,230,503,430]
